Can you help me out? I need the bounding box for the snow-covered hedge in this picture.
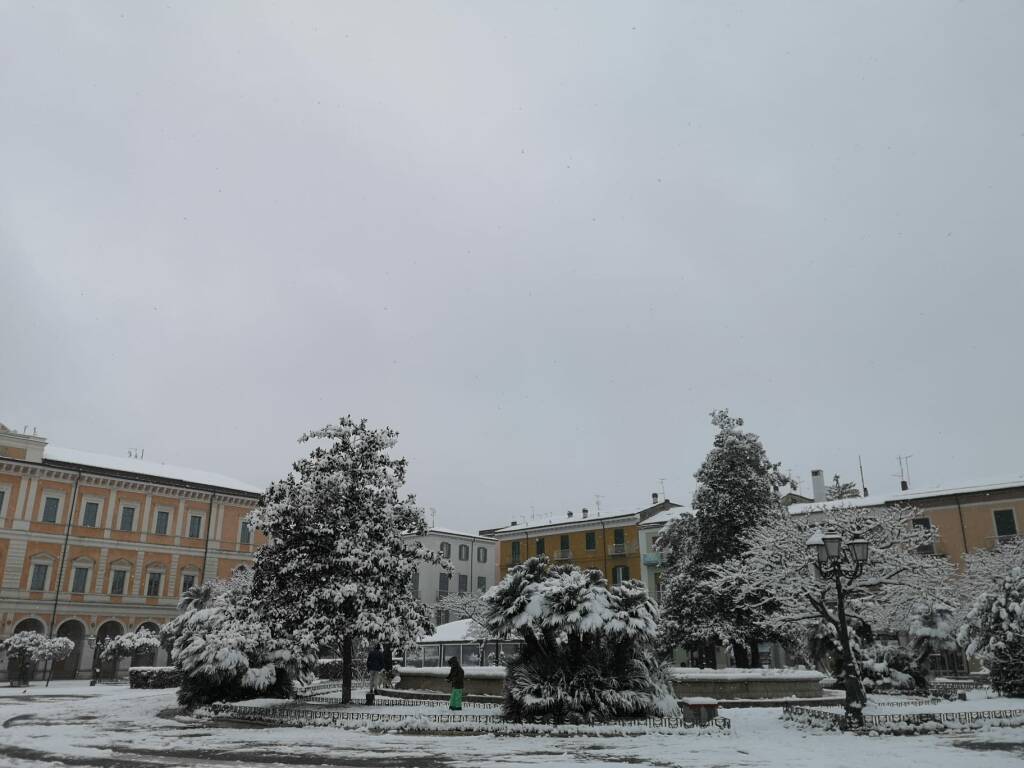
[129,666,182,689]
[668,667,822,682]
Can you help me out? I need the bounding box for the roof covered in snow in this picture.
[425,527,497,541]
[43,445,264,495]
[639,507,692,528]
[788,475,1024,516]
[417,619,476,644]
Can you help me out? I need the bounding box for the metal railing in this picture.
[642,552,662,566]
[608,543,638,556]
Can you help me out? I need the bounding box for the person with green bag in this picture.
[446,656,465,711]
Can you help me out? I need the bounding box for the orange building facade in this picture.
[0,426,263,681]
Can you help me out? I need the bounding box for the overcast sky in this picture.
[2,1,1022,530]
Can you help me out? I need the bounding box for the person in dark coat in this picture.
[366,644,386,692]
[446,656,465,710]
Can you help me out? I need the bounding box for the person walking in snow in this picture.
[446,656,465,711]
[366,643,386,693]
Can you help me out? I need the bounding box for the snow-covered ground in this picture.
[0,681,1021,767]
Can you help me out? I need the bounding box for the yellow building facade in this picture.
[0,425,263,680]
[485,496,679,585]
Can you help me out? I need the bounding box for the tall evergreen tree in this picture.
[826,475,862,500]
[658,410,789,667]
[249,416,446,702]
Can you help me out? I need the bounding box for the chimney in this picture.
[510,521,517,526]
[811,469,826,502]
[900,480,909,492]
[567,510,574,519]
[651,492,659,505]
[582,508,589,519]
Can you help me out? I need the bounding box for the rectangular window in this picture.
[913,517,934,554]
[146,572,162,597]
[535,537,546,555]
[560,534,570,551]
[42,497,59,523]
[71,566,89,593]
[181,573,196,592]
[240,521,252,544]
[30,563,48,591]
[439,542,451,558]
[188,515,202,538]
[0,489,5,514]
[613,528,625,545]
[612,565,630,584]
[82,501,99,527]
[585,531,597,550]
[458,544,470,560]
[511,541,521,562]
[155,509,170,535]
[458,574,468,593]
[477,576,487,592]
[119,506,135,531]
[476,546,487,563]
[994,509,1018,539]
[110,569,127,595]
[438,572,449,597]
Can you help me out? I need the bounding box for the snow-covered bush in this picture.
[958,566,1024,697]
[1,631,46,685]
[484,556,678,724]
[171,569,315,709]
[33,636,76,685]
[129,666,182,689]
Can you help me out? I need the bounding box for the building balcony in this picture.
[641,552,662,566]
[608,543,638,557]
[988,534,1021,548]
[554,549,573,561]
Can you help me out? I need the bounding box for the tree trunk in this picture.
[749,638,762,668]
[731,640,749,669]
[341,635,353,704]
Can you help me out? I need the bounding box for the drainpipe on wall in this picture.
[954,494,969,561]
[49,470,82,638]
[599,516,608,578]
[199,492,216,585]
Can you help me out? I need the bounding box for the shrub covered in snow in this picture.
[171,569,315,709]
[958,566,1024,698]
[101,629,161,668]
[129,666,182,689]
[1,631,49,685]
[484,556,678,724]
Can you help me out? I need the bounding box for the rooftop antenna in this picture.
[593,494,602,511]
[895,454,913,490]
[658,478,667,499]
[858,455,869,497]
[429,507,437,529]
[141,448,144,460]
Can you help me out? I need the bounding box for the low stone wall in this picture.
[395,666,505,696]
[670,668,825,700]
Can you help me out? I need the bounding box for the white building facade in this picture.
[403,528,497,625]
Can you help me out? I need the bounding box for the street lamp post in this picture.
[806,530,870,728]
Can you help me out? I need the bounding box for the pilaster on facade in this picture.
[131,550,145,596]
[93,546,110,596]
[1,537,27,591]
[140,494,153,543]
[18,477,38,521]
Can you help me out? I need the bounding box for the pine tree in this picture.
[958,566,1024,697]
[249,416,446,703]
[658,410,789,667]
[826,475,862,500]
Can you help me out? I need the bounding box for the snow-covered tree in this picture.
[33,636,76,687]
[250,417,447,703]
[907,601,959,677]
[958,538,1024,622]
[172,569,314,709]
[1,631,47,686]
[958,566,1024,697]
[658,410,790,666]
[101,629,161,673]
[708,505,949,686]
[826,475,862,500]
[484,556,677,724]
[436,591,490,640]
